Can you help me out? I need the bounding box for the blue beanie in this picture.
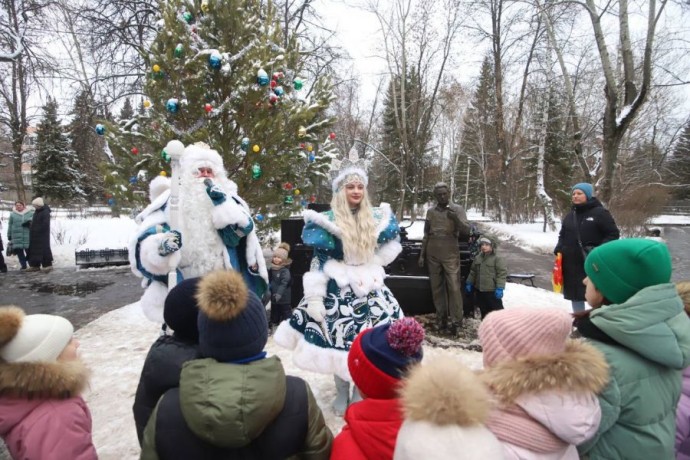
[572,183,594,200]
[163,277,201,343]
[196,270,268,362]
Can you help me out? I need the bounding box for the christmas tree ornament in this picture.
[269,94,278,104]
[308,152,315,163]
[191,25,198,33]
[307,144,313,152]
[274,86,284,97]
[166,98,180,113]
[160,171,168,176]
[241,137,250,151]
[251,163,262,179]
[208,52,222,69]
[152,64,161,73]
[255,213,264,222]
[131,147,139,155]
[174,44,184,58]
[143,99,151,108]
[300,142,306,149]
[293,78,303,90]
[183,11,193,23]
[310,194,316,203]
[129,176,138,184]
[294,189,300,195]
[107,198,116,206]
[257,69,269,86]
[201,0,209,13]
[329,132,336,140]
[204,103,213,113]
[95,124,106,135]
[252,144,261,153]
[284,195,294,205]
[301,199,307,207]
[270,80,277,88]
[283,182,293,191]
[298,126,307,137]
[160,149,170,161]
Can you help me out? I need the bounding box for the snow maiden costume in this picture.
[129,142,268,323]
[274,148,404,405]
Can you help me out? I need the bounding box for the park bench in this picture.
[506,273,536,287]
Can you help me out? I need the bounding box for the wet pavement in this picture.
[0,266,142,330]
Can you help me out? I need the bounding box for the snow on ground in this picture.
[79,283,572,459]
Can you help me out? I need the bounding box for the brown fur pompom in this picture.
[195,270,249,321]
[0,306,24,348]
[677,281,690,316]
[400,356,492,427]
[278,242,290,252]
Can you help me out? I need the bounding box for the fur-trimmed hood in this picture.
[0,359,89,399]
[481,339,609,404]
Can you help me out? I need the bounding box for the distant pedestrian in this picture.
[269,242,292,327]
[554,183,619,312]
[27,197,53,272]
[8,201,34,270]
[0,306,97,459]
[465,237,507,319]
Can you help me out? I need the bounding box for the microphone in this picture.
[203,178,213,187]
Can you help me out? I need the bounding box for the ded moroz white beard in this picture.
[177,171,231,278]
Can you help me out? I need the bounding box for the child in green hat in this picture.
[575,238,690,459]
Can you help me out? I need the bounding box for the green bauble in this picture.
[293,78,303,90]
[174,44,184,58]
[183,12,193,23]
[284,195,294,204]
[251,163,262,179]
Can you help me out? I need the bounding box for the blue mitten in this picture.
[465,283,473,294]
[205,180,227,205]
[158,230,182,256]
[495,288,504,299]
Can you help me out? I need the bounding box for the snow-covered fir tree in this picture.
[33,98,86,204]
[70,90,106,203]
[103,0,337,222]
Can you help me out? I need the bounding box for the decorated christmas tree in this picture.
[100,0,337,222]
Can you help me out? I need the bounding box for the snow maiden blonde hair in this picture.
[330,148,377,265]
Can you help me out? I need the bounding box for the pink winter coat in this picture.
[0,396,97,460]
[675,367,690,460]
[0,360,97,460]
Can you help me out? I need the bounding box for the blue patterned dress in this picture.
[274,204,404,381]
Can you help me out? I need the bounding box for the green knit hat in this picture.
[584,238,672,304]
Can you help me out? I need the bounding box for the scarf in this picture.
[486,404,567,453]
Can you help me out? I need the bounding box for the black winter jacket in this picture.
[554,198,619,300]
[269,265,292,305]
[28,205,52,265]
[132,334,200,445]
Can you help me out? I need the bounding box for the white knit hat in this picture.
[32,197,44,208]
[0,307,74,363]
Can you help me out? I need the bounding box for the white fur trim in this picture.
[135,189,170,225]
[140,281,169,323]
[375,202,393,234]
[331,166,368,193]
[303,271,329,300]
[394,422,504,460]
[372,239,402,267]
[180,144,226,176]
[273,322,351,382]
[211,199,251,229]
[138,233,182,276]
[245,231,269,283]
[149,176,171,202]
[129,211,170,276]
[323,260,386,298]
[303,210,342,238]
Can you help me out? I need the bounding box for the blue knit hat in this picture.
[572,183,594,200]
[196,270,268,362]
[163,277,201,343]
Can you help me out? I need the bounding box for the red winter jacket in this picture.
[330,398,404,460]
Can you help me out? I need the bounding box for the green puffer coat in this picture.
[578,283,690,460]
[466,251,507,292]
[8,209,34,249]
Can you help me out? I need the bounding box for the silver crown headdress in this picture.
[330,146,368,192]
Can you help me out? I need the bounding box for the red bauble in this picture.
[131,147,139,155]
[283,182,293,191]
[270,80,277,88]
[329,132,336,140]
[269,94,278,104]
[204,103,212,113]
[310,194,316,203]
[300,143,306,149]
[272,72,280,81]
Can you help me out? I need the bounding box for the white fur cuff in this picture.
[211,199,251,229]
[303,271,329,300]
[139,233,182,275]
[140,281,168,323]
[372,239,402,267]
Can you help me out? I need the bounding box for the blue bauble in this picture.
[208,53,222,69]
[257,69,269,86]
[274,86,284,97]
[308,153,315,163]
[95,124,106,135]
[107,198,116,206]
[255,213,264,222]
[166,98,179,113]
[241,137,250,151]
[128,176,138,184]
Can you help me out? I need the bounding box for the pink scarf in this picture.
[486,404,567,453]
